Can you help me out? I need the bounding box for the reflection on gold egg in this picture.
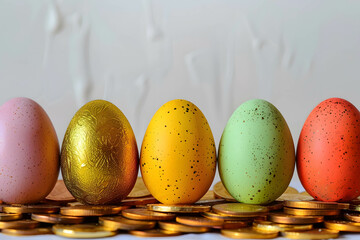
[61,100,138,205]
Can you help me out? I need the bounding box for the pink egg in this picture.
[0,97,59,204]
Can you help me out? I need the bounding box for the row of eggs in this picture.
[0,97,359,205]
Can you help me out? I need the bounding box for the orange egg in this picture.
[297,98,360,201]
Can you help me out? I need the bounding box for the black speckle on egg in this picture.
[297,98,360,201]
[219,99,295,204]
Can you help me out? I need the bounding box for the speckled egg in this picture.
[0,97,59,204]
[219,99,295,204]
[140,99,216,204]
[61,100,139,205]
[297,98,360,202]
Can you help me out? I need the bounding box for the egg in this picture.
[297,98,360,202]
[0,97,59,204]
[61,100,138,205]
[140,99,216,204]
[219,99,295,204]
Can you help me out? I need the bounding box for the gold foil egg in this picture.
[61,100,139,205]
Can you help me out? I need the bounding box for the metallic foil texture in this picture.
[61,100,139,205]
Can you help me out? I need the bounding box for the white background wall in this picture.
[1,0,360,191]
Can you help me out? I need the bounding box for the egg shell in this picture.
[61,100,138,205]
[140,99,216,204]
[0,97,59,204]
[219,99,295,204]
[297,98,360,202]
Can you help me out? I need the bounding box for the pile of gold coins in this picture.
[1,179,360,239]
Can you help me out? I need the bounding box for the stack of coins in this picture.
[2,180,360,239]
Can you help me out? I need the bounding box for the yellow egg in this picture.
[140,99,216,204]
[61,100,138,205]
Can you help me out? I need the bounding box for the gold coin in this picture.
[158,221,210,233]
[350,198,360,205]
[2,228,52,236]
[0,204,10,212]
[122,196,159,206]
[127,177,151,198]
[348,204,360,212]
[284,187,299,194]
[283,207,340,216]
[213,181,236,201]
[67,202,84,207]
[99,216,156,231]
[53,224,116,238]
[130,229,181,237]
[121,208,176,221]
[0,219,39,229]
[253,220,312,233]
[60,205,128,216]
[324,220,360,232]
[277,193,314,201]
[269,213,323,224]
[0,213,22,221]
[337,202,350,210]
[196,199,227,206]
[199,190,216,201]
[299,191,311,196]
[176,216,224,227]
[135,205,148,209]
[221,227,278,239]
[283,228,339,239]
[45,180,76,202]
[196,190,227,205]
[40,199,69,206]
[263,201,284,211]
[202,211,257,221]
[3,204,60,214]
[148,204,211,213]
[344,212,360,222]
[31,213,84,224]
[212,203,268,217]
[213,220,251,229]
[284,200,339,209]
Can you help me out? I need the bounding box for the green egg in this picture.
[218,99,295,204]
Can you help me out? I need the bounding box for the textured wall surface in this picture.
[1,0,360,190]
